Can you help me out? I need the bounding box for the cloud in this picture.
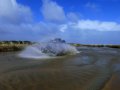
[67,12,79,22]
[73,20,120,31]
[59,20,120,32]
[85,2,99,11]
[41,0,66,23]
[0,0,33,24]
[0,0,63,41]
[0,0,120,44]
[58,21,120,44]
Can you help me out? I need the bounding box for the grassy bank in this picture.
[0,41,120,52]
[0,41,32,52]
[71,43,120,49]
[0,44,29,52]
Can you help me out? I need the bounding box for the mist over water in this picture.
[19,39,79,59]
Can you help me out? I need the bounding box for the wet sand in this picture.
[0,47,120,90]
[102,72,120,90]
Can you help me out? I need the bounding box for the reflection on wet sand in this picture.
[0,47,120,90]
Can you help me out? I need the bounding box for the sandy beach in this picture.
[0,47,120,90]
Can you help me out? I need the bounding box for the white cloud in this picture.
[85,2,99,11]
[59,24,68,32]
[58,20,120,43]
[0,0,120,43]
[0,0,63,41]
[67,12,79,22]
[0,0,33,24]
[74,20,120,31]
[59,20,120,31]
[41,0,66,23]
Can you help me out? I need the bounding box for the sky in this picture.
[0,0,120,44]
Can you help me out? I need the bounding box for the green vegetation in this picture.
[71,43,120,49]
[0,41,33,52]
[0,40,120,52]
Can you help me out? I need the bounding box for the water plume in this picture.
[19,38,79,59]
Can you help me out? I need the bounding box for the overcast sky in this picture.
[0,0,120,44]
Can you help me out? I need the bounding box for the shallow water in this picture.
[0,47,120,90]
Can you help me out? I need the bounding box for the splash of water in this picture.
[19,39,79,59]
